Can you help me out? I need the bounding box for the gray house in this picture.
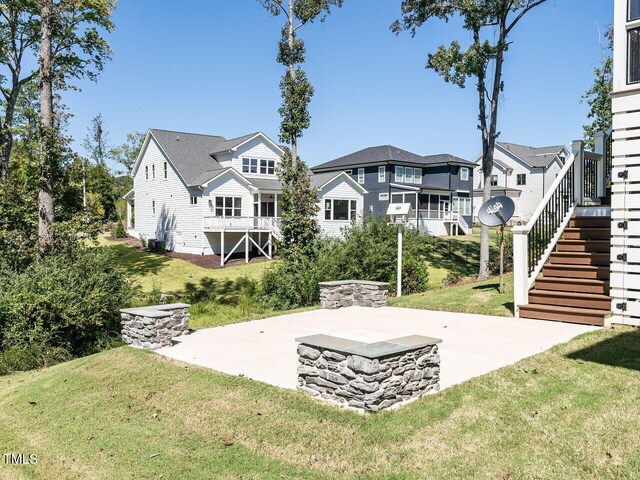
[311,145,474,235]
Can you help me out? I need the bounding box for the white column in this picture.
[245,230,249,263]
[572,140,585,205]
[512,225,529,317]
[594,132,607,198]
[275,193,279,218]
[126,200,132,230]
[268,231,272,257]
[220,231,225,267]
[397,226,403,297]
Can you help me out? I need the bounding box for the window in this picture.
[630,0,640,21]
[413,168,422,185]
[460,167,469,181]
[324,199,357,221]
[405,167,414,184]
[345,169,352,175]
[145,165,149,180]
[358,168,365,184]
[379,192,389,201]
[164,162,168,179]
[190,195,198,205]
[629,27,640,84]
[152,200,156,215]
[378,166,385,183]
[395,166,404,183]
[213,196,242,217]
[242,158,258,174]
[491,175,498,186]
[243,158,274,175]
[152,164,155,179]
[259,159,276,175]
[452,197,472,216]
[516,173,527,186]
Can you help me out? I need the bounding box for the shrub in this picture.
[0,247,133,373]
[114,222,127,238]
[442,269,464,286]
[489,230,513,275]
[393,258,430,295]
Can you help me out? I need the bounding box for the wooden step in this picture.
[549,252,610,266]
[528,290,612,310]
[535,277,609,295]
[542,264,610,280]
[556,240,610,253]
[518,304,608,326]
[569,216,611,228]
[563,227,610,240]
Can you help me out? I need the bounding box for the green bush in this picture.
[0,247,133,373]
[114,222,127,238]
[442,269,464,286]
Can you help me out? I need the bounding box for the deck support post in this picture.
[512,225,529,317]
[268,231,272,257]
[245,230,249,263]
[220,230,225,267]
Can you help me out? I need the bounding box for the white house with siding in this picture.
[124,129,366,264]
[473,142,568,225]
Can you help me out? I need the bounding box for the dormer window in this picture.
[242,157,274,175]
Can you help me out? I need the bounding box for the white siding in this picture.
[133,138,204,254]
[317,176,364,237]
[221,137,282,181]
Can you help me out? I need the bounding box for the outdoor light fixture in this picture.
[386,202,413,297]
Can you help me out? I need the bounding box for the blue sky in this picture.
[64,0,612,170]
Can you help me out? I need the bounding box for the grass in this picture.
[390,274,514,317]
[97,235,271,294]
[1,326,639,479]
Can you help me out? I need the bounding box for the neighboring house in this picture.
[472,142,568,225]
[311,145,475,236]
[124,129,366,264]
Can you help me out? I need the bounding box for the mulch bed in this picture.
[104,236,272,270]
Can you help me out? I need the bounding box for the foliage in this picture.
[82,113,112,166]
[276,148,320,263]
[111,131,145,175]
[583,25,613,151]
[392,0,547,280]
[0,246,132,374]
[442,269,464,286]
[114,221,126,238]
[0,179,38,270]
[488,229,513,275]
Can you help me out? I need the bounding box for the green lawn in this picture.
[391,274,514,317]
[98,235,271,294]
[1,327,638,479]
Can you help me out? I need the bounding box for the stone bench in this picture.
[296,334,441,412]
[120,303,190,350]
[318,280,389,309]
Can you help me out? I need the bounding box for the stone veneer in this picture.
[296,334,441,412]
[319,280,389,309]
[120,303,190,350]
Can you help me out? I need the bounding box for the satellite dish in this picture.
[478,196,515,227]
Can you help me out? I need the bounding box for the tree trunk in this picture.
[287,0,297,166]
[38,0,55,251]
[0,83,21,180]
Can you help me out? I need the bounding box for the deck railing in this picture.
[511,135,609,317]
[202,215,280,231]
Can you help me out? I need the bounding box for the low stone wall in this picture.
[296,334,441,412]
[319,280,389,309]
[120,303,190,350]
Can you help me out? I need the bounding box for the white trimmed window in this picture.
[214,196,242,217]
[517,173,527,185]
[324,199,357,221]
[413,168,422,184]
[452,197,472,216]
[151,200,156,215]
[491,175,498,186]
[145,165,149,180]
[345,169,352,175]
[460,167,469,181]
[164,162,168,179]
[379,193,389,201]
[243,157,274,175]
[395,166,404,183]
[190,195,198,205]
[406,167,415,184]
[378,166,385,183]
[358,168,365,184]
[152,164,155,179]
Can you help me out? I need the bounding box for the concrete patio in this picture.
[156,306,598,390]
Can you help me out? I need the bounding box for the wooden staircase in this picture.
[518,214,611,326]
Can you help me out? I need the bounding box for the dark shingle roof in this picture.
[497,142,566,168]
[312,145,472,171]
[149,129,226,186]
[209,132,260,155]
[248,178,283,191]
[309,171,345,189]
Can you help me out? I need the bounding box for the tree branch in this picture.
[505,0,546,35]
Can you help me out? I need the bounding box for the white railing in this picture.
[202,215,280,231]
[408,209,468,235]
[512,137,609,317]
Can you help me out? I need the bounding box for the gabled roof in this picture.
[208,132,267,155]
[310,171,368,194]
[312,145,473,172]
[496,142,566,168]
[149,129,225,186]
